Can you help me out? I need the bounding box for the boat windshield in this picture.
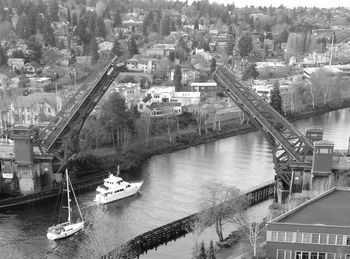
[98,185,108,190]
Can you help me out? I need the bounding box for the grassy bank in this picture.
[74,99,350,174]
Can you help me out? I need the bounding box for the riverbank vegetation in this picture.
[73,77,350,173]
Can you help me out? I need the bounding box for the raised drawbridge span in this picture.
[214,66,314,187]
[35,57,127,172]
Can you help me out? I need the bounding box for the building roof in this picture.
[142,94,152,103]
[149,102,181,109]
[273,188,350,227]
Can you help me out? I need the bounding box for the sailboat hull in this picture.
[47,221,84,241]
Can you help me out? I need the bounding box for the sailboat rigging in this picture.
[47,169,85,240]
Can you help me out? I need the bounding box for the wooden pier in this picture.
[101,181,276,259]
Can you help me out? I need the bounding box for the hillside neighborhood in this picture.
[0,0,350,134]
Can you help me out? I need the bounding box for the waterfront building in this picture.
[266,187,350,259]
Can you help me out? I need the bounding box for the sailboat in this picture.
[47,169,85,240]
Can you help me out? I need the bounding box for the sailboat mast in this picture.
[66,169,71,224]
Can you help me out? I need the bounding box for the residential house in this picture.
[137,94,153,113]
[137,86,176,114]
[266,187,350,259]
[143,102,182,117]
[169,68,197,84]
[29,77,52,89]
[170,92,201,106]
[24,62,41,75]
[123,19,142,33]
[76,56,92,66]
[7,58,25,71]
[190,82,217,97]
[111,82,141,109]
[145,86,175,103]
[145,44,176,57]
[51,21,71,48]
[6,93,62,126]
[126,57,157,73]
[0,74,11,90]
[117,72,153,87]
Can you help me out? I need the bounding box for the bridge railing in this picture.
[101,181,276,259]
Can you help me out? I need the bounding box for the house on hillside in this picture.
[7,58,25,71]
[110,82,141,109]
[5,93,62,126]
[24,62,41,75]
[0,74,11,90]
[126,57,157,73]
[169,68,197,85]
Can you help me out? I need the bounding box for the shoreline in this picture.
[80,100,350,174]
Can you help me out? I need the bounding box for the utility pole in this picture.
[329,33,334,66]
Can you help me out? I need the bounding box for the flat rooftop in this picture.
[277,188,350,226]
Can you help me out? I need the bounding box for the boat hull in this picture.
[94,182,143,204]
[47,221,84,241]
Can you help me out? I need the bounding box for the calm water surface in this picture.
[0,108,349,258]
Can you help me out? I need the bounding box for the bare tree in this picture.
[230,211,266,257]
[186,217,205,257]
[198,181,248,242]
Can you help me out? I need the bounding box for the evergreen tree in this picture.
[0,45,8,67]
[89,36,99,62]
[226,34,235,56]
[208,240,216,259]
[72,12,78,26]
[280,28,289,43]
[113,9,122,27]
[111,38,122,57]
[27,35,43,62]
[96,16,106,39]
[36,14,46,34]
[210,57,217,74]
[37,0,47,14]
[269,80,284,115]
[74,17,89,45]
[127,35,138,57]
[199,241,207,259]
[67,7,71,23]
[170,20,176,31]
[16,14,28,39]
[173,65,182,91]
[198,38,210,52]
[49,0,59,22]
[238,33,253,57]
[194,19,199,30]
[80,7,86,20]
[26,6,38,38]
[43,16,56,47]
[242,63,259,81]
[160,15,170,37]
[88,11,97,35]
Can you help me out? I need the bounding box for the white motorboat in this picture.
[94,171,143,204]
[47,169,85,240]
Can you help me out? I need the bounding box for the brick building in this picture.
[266,187,350,259]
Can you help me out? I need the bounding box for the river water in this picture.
[0,108,349,259]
